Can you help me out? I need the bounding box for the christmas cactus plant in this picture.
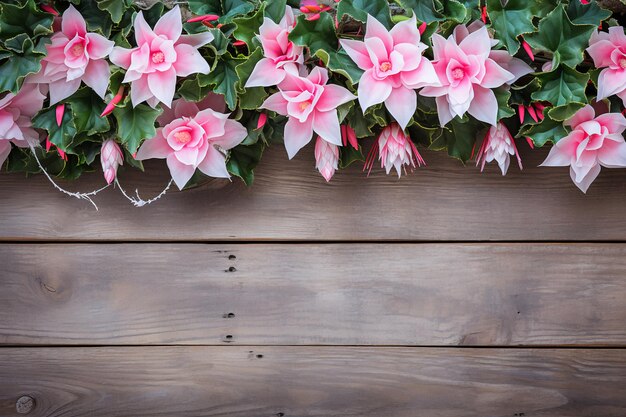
[1,0,625,202]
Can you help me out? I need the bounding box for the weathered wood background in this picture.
[1,143,626,416]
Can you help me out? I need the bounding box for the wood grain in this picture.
[0,346,625,417]
[2,144,626,241]
[3,243,626,346]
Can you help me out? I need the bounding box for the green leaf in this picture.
[33,106,78,152]
[441,0,468,23]
[289,13,338,55]
[495,88,515,120]
[394,0,444,23]
[96,0,132,24]
[264,0,286,23]
[430,117,483,162]
[227,141,265,185]
[235,47,268,110]
[113,103,162,154]
[233,3,265,47]
[0,0,53,40]
[531,65,589,108]
[66,88,110,136]
[486,0,554,54]
[524,5,596,68]
[319,49,364,86]
[339,145,365,169]
[221,0,256,23]
[566,0,611,26]
[200,52,245,110]
[547,102,586,121]
[178,75,214,102]
[520,115,567,147]
[0,37,44,93]
[337,0,392,28]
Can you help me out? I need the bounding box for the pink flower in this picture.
[0,84,46,166]
[421,23,531,126]
[29,5,114,104]
[475,122,522,175]
[340,15,439,130]
[314,136,339,182]
[364,123,425,177]
[245,7,304,88]
[100,139,123,184]
[540,105,626,193]
[110,6,213,108]
[260,67,356,158]
[135,95,247,189]
[586,27,626,105]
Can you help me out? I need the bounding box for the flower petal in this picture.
[260,92,289,115]
[384,87,416,130]
[85,33,114,60]
[340,39,373,70]
[173,44,210,76]
[389,15,420,46]
[49,78,81,105]
[467,85,498,126]
[133,11,156,46]
[317,84,356,112]
[365,14,393,52]
[312,110,342,146]
[147,67,177,108]
[136,133,171,160]
[178,31,214,48]
[564,104,595,130]
[82,59,111,98]
[167,153,196,189]
[198,146,230,178]
[154,5,182,42]
[109,46,134,69]
[357,69,392,112]
[62,5,86,37]
[245,57,286,88]
[211,119,248,150]
[284,117,314,159]
[570,162,601,193]
[597,138,626,167]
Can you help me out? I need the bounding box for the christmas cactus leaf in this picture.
[524,5,596,68]
[221,0,256,23]
[187,0,221,15]
[495,88,516,120]
[96,0,132,24]
[486,0,554,54]
[178,75,214,102]
[76,0,113,37]
[337,0,393,28]
[441,0,468,23]
[547,102,586,121]
[566,0,611,26]
[531,65,589,107]
[200,52,245,110]
[235,47,268,110]
[0,37,44,93]
[113,103,162,154]
[66,88,110,136]
[430,117,482,162]
[233,3,265,47]
[520,115,567,147]
[0,0,53,40]
[289,13,338,55]
[227,141,265,186]
[394,0,444,23]
[318,49,364,86]
[264,0,286,23]
[339,144,365,169]
[32,106,78,153]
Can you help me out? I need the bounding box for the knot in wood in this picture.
[16,396,35,414]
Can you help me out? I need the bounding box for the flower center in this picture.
[174,131,192,144]
[299,101,311,111]
[619,58,626,69]
[151,51,165,64]
[452,68,465,80]
[380,61,392,72]
[70,43,84,57]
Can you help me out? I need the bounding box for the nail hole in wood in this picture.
[227,266,237,272]
[16,396,35,414]
[276,413,285,417]
[228,255,236,260]
[256,354,263,359]
[224,334,234,342]
[222,313,235,318]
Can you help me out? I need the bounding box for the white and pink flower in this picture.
[587,26,626,105]
[100,139,123,184]
[475,122,521,175]
[340,15,439,130]
[314,136,339,182]
[365,123,424,177]
[261,67,356,159]
[110,6,213,108]
[540,105,626,193]
[421,23,532,126]
[30,5,114,104]
[135,95,247,189]
[0,84,46,167]
[245,7,304,88]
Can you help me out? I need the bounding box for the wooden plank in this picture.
[0,346,625,416]
[2,144,626,241]
[3,243,626,346]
